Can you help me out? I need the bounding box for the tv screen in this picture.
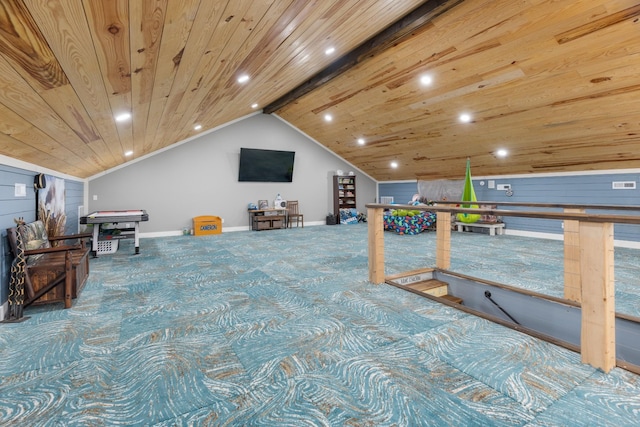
[238,148,295,182]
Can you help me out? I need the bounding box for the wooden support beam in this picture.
[263,0,464,114]
[579,221,615,372]
[368,207,385,284]
[563,208,584,302]
[436,211,451,270]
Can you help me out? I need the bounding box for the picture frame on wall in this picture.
[258,200,268,210]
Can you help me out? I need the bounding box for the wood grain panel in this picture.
[84,0,133,154]
[0,56,104,173]
[277,0,640,180]
[26,0,123,162]
[158,0,266,147]
[142,0,202,153]
[0,0,638,179]
[0,0,68,89]
[129,0,166,157]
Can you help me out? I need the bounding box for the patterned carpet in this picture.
[1,224,639,426]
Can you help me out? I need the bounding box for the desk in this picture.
[80,210,149,256]
[248,208,287,231]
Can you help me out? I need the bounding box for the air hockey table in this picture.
[80,210,149,256]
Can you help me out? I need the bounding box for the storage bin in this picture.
[193,215,222,236]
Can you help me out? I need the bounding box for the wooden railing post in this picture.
[564,208,584,302]
[368,207,385,284]
[436,211,451,270]
[579,221,615,372]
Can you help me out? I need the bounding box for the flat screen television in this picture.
[238,148,295,182]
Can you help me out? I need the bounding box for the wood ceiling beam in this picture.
[263,0,464,114]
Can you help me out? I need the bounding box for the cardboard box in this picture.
[193,215,222,236]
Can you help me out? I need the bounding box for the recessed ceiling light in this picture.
[124,150,133,156]
[496,149,508,157]
[251,103,259,109]
[115,112,131,122]
[390,161,398,168]
[357,138,365,145]
[325,47,335,55]
[194,124,202,130]
[237,74,249,83]
[420,74,433,86]
[459,113,472,123]
[324,114,333,122]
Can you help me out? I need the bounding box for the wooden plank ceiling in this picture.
[0,0,639,181]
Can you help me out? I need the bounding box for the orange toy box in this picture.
[193,215,222,236]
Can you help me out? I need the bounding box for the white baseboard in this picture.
[504,229,640,249]
[139,221,329,238]
[504,229,563,241]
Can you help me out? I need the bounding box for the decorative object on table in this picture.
[336,169,343,176]
[248,203,257,210]
[258,200,268,210]
[456,158,481,224]
[273,193,286,208]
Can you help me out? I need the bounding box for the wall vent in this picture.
[612,181,636,190]
[380,196,394,204]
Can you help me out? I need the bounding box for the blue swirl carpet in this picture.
[1,224,639,426]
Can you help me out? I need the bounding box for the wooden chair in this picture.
[287,200,304,228]
[6,220,91,309]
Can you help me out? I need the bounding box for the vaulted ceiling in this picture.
[0,1,639,181]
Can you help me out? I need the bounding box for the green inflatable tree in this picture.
[456,158,481,223]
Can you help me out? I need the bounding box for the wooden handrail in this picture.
[365,203,640,224]
[426,200,640,211]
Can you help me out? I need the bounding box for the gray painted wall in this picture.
[377,181,419,204]
[88,114,377,233]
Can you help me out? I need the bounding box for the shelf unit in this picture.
[333,175,356,219]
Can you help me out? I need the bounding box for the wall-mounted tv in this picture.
[238,148,295,182]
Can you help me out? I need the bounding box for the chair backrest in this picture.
[288,200,299,214]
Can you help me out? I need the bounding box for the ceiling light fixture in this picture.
[459,113,472,123]
[325,47,335,55]
[390,161,398,168]
[420,74,433,86]
[237,74,250,83]
[357,138,365,145]
[115,112,131,122]
[324,114,333,122]
[251,103,259,109]
[194,124,202,130]
[496,148,508,157]
[124,150,133,156]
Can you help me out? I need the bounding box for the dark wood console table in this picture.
[248,208,287,231]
